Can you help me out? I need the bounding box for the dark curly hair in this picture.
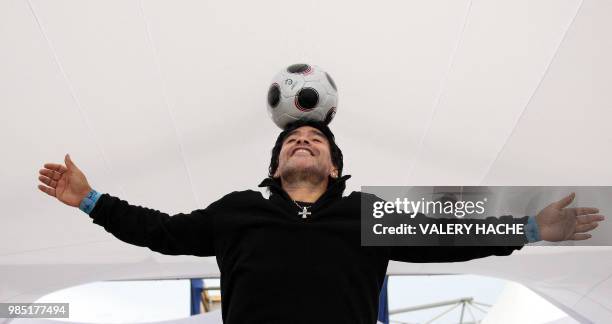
[268,120,343,179]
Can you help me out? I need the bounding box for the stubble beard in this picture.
[280,160,327,186]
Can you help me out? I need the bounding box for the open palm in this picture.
[537,192,605,241]
[38,154,92,207]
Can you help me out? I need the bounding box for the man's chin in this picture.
[285,160,317,171]
[280,165,327,183]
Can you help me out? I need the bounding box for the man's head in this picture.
[269,120,343,184]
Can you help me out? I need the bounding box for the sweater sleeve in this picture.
[386,213,528,263]
[89,193,218,257]
[359,192,528,263]
[387,244,524,263]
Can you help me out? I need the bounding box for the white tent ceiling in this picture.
[1,0,611,323]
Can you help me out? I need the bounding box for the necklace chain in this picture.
[292,199,308,209]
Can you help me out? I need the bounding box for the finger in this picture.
[65,154,78,170]
[43,163,67,174]
[572,233,592,240]
[555,192,575,208]
[38,175,57,188]
[577,214,606,224]
[573,207,600,215]
[575,222,598,233]
[39,168,62,181]
[38,184,56,197]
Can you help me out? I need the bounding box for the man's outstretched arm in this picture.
[361,192,605,263]
[38,154,216,257]
[386,215,530,263]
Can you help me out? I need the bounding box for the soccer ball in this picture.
[266,63,338,129]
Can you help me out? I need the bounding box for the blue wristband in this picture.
[79,189,101,214]
[525,215,541,242]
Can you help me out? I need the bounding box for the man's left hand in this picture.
[537,192,605,241]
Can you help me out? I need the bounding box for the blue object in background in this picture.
[190,279,204,315]
[377,275,389,324]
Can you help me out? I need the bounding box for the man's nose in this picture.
[296,137,310,144]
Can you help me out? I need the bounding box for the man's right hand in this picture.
[38,154,93,207]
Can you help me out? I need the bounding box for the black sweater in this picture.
[89,175,525,324]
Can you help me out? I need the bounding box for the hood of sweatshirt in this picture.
[257,174,352,206]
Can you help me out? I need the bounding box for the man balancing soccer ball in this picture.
[37,64,604,324]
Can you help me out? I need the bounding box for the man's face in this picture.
[274,126,337,181]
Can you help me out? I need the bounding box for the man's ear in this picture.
[330,167,338,178]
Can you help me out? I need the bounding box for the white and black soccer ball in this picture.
[266,63,338,129]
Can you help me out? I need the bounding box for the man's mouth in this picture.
[291,147,314,156]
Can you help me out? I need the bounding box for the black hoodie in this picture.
[89,175,525,324]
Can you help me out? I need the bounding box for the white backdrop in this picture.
[1,0,611,323]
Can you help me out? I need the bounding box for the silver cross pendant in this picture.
[298,207,311,219]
